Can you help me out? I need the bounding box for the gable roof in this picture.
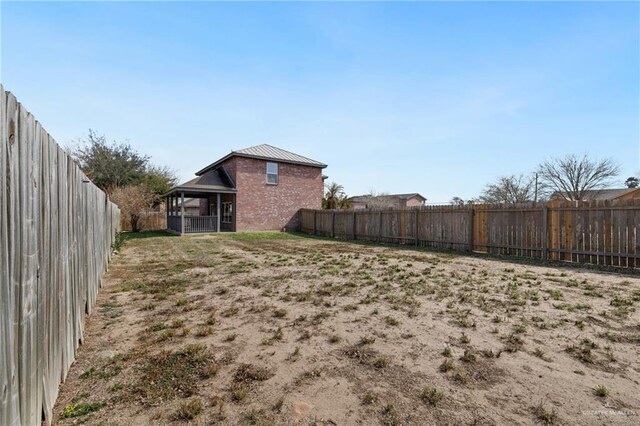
[349,193,427,203]
[551,188,640,201]
[196,144,327,176]
[164,167,236,197]
[393,193,427,201]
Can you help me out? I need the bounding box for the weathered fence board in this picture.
[1,81,20,426]
[299,200,640,269]
[0,85,120,425]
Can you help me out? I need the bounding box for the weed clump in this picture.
[361,390,378,405]
[593,385,610,398]
[532,402,557,424]
[328,334,341,344]
[171,398,203,421]
[439,359,454,372]
[420,387,444,407]
[61,402,105,418]
[233,363,274,383]
[132,344,217,404]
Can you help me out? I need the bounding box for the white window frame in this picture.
[266,162,278,185]
[222,202,233,223]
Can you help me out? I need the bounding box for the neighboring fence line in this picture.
[299,199,640,268]
[0,85,121,425]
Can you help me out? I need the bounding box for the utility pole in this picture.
[534,173,539,204]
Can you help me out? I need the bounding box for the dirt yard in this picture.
[52,232,640,425]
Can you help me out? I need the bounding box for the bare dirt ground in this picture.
[52,232,640,425]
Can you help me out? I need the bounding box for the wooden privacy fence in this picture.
[300,199,640,268]
[0,85,120,425]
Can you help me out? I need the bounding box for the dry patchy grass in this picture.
[52,232,640,425]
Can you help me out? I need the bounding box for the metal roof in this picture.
[234,144,327,167]
[196,143,327,175]
[164,167,236,197]
[393,193,426,200]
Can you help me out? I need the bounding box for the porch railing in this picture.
[167,215,218,234]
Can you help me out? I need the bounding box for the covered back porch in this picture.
[164,171,237,234]
[165,192,219,234]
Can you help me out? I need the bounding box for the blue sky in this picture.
[2,1,638,202]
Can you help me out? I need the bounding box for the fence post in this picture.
[415,209,419,247]
[313,210,317,235]
[378,211,382,243]
[542,206,548,260]
[353,211,357,240]
[180,192,185,235]
[165,197,169,230]
[331,211,335,238]
[468,207,474,252]
[216,193,221,233]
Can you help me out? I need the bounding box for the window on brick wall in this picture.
[222,202,232,223]
[266,162,278,184]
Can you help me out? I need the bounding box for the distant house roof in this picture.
[196,144,327,176]
[551,188,640,201]
[393,193,427,201]
[349,193,427,203]
[164,167,236,197]
[177,198,201,208]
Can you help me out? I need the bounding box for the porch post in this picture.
[216,193,221,232]
[180,192,185,235]
[165,195,169,229]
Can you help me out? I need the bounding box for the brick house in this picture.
[164,144,326,233]
[549,188,640,202]
[348,193,426,210]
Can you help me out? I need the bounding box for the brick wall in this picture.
[219,193,236,232]
[405,197,424,208]
[202,193,237,232]
[221,156,323,231]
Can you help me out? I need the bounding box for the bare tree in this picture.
[479,174,537,204]
[537,154,621,201]
[109,185,156,232]
[362,189,394,209]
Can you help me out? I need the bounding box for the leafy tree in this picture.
[479,174,537,204]
[625,176,639,188]
[537,154,620,201]
[142,165,179,196]
[323,182,348,209]
[109,185,156,232]
[71,129,177,195]
[72,130,147,190]
[338,194,352,209]
[450,197,463,206]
